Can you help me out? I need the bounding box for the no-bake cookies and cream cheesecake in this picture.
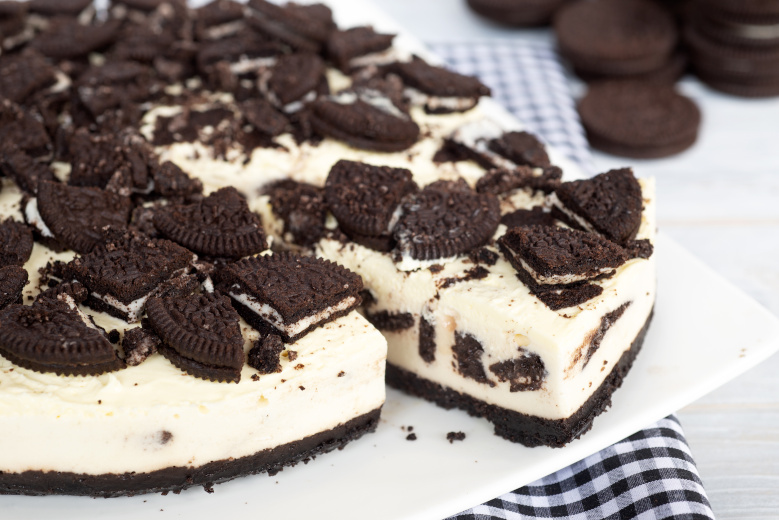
[0,0,654,496]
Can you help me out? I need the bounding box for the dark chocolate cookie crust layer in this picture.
[0,407,381,498]
[386,308,653,448]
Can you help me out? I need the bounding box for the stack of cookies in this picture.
[685,0,779,97]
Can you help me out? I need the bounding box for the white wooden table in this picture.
[372,1,779,516]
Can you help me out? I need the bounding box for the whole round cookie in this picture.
[578,81,701,158]
[707,0,779,22]
[554,0,678,76]
[466,0,570,27]
[691,4,779,48]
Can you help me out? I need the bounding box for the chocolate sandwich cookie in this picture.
[241,98,289,137]
[68,129,152,190]
[151,161,204,201]
[393,180,500,264]
[577,80,701,158]
[0,99,52,159]
[488,131,551,169]
[690,4,779,48]
[475,166,562,195]
[0,294,125,376]
[196,29,283,75]
[64,233,198,322]
[76,61,156,120]
[247,0,335,54]
[386,56,491,114]
[263,179,327,247]
[0,265,27,310]
[327,26,395,72]
[554,0,678,77]
[552,168,644,246]
[310,90,420,152]
[215,252,363,343]
[325,160,418,252]
[146,292,245,383]
[0,49,57,105]
[706,0,779,23]
[195,0,245,41]
[33,181,132,254]
[153,187,267,260]
[261,53,326,113]
[498,225,628,310]
[0,148,56,195]
[31,17,121,60]
[29,0,93,16]
[467,0,569,27]
[0,219,33,268]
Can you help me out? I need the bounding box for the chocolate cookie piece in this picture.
[706,0,779,22]
[247,0,335,53]
[393,180,500,264]
[0,99,52,159]
[241,98,289,137]
[152,106,235,147]
[0,265,27,310]
[554,0,678,77]
[0,294,125,376]
[151,161,204,201]
[488,132,551,169]
[153,187,267,260]
[310,90,420,152]
[32,18,121,60]
[578,81,701,158]
[122,327,161,367]
[215,252,363,343]
[501,207,557,229]
[35,281,89,305]
[146,292,245,383]
[0,220,33,268]
[489,350,546,392]
[196,30,283,73]
[325,160,417,250]
[263,179,327,247]
[498,225,628,286]
[114,0,177,11]
[452,332,494,385]
[467,0,568,27]
[261,53,326,112]
[552,168,644,245]
[387,56,491,114]
[0,148,56,195]
[29,0,93,15]
[195,0,245,40]
[0,49,57,105]
[476,166,562,195]
[34,181,132,254]
[247,333,285,374]
[68,129,151,190]
[76,61,155,119]
[65,232,198,322]
[327,26,395,71]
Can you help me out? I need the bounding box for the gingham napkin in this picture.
[427,41,715,520]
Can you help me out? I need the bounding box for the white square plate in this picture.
[4,1,779,519]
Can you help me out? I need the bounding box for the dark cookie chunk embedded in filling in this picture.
[0,265,28,310]
[68,129,152,191]
[31,18,121,60]
[488,131,551,169]
[0,49,57,105]
[0,219,33,268]
[310,90,420,152]
[122,327,161,367]
[152,161,204,201]
[76,61,156,120]
[452,332,494,386]
[326,26,395,71]
[0,99,52,158]
[0,294,125,376]
[418,315,435,363]
[262,53,326,112]
[583,302,631,367]
[153,187,267,260]
[215,252,363,343]
[387,56,491,114]
[498,225,628,286]
[476,166,562,196]
[552,168,644,245]
[489,350,546,392]
[241,98,289,137]
[501,207,558,229]
[247,333,285,374]
[64,233,198,323]
[325,160,417,250]
[363,310,415,331]
[34,181,133,254]
[393,180,500,263]
[263,179,327,247]
[0,148,56,195]
[247,0,335,54]
[146,292,245,383]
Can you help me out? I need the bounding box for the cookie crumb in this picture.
[406,433,417,441]
[446,431,466,443]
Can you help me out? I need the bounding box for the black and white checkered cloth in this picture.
[428,41,715,520]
